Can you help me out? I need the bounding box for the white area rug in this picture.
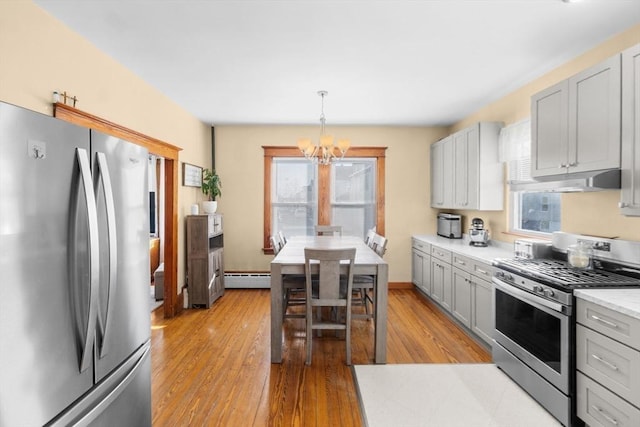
[353,364,561,427]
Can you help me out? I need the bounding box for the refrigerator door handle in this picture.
[71,148,100,373]
[95,152,118,359]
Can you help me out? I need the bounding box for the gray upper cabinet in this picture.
[430,122,503,211]
[532,54,622,178]
[430,136,453,208]
[621,43,640,216]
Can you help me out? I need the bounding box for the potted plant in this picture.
[201,168,222,213]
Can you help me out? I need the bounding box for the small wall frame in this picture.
[182,163,203,187]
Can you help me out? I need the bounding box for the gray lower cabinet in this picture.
[452,266,472,328]
[451,253,494,346]
[431,246,452,310]
[575,297,640,426]
[470,275,493,345]
[413,240,494,348]
[411,238,432,296]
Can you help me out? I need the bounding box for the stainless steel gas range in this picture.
[492,232,640,427]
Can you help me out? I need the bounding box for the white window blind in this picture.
[498,118,532,183]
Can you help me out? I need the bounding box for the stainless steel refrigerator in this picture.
[0,102,152,426]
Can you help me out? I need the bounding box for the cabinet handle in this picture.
[591,405,618,425]
[559,163,566,168]
[592,354,618,371]
[568,162,577,167]
[618,202,628,208]
[455,259,466,265]
[590,315,619,329]
[475,268,488,275]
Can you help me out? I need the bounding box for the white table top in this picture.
[272,235,386,265]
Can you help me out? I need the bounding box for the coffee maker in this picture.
[469,217,489,247]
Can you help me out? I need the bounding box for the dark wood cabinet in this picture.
[186,214,224,308]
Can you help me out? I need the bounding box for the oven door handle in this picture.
[493,277,564,313]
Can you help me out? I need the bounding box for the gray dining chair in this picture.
[304,247,356,365]
[315,225,342,236]
[271,235,306,319]
[352,234,388,319]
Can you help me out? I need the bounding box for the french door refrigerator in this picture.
[0,102,152,426]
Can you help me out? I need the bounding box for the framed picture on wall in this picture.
[182,162,203,187]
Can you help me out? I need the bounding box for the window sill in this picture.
[501,231,552,241]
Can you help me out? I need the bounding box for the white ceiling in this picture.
[34,0,640,126]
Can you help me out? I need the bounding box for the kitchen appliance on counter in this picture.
[468,217,489,247]
[492,232,640,426]
[0,102,151,426]
[514,238,553,259]
[437,213,462,239]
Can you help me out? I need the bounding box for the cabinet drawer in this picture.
[577,372,640,427]
[470,260,493,281]
[412,238,431,254]
[577,298,640,351]
[431,245,452,264]
[452,254,472,273]
[576,324,640,405]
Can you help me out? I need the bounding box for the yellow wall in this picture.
[215,125,448,281]
[0,1,213,290]
[3,2,639,286]
[451,23,640,243]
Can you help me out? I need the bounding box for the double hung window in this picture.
[263,147,385,252]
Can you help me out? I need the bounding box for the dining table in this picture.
[270,235,388,364]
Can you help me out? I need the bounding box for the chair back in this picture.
[371,234,387,257]
[270,235,283,255]
[315,225,342,236]
[364,228,376,247]
[304,248,355,301]
[277,230,287,245]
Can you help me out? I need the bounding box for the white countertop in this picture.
[354,363,561,427]
[413,234,514,264]
[574,288,640,320]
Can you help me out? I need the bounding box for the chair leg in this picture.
[346,309,352,366]
[306,306,313,365]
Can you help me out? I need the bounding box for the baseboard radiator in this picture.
[224,272,271,288]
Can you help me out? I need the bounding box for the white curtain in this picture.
[498,118,532,183]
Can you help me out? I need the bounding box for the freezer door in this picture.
[90,131,151,382]
[48,341,152,427]
[0,103,95,426]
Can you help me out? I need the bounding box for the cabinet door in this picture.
[531,80,569,177]
[568,54,621,173]
[452,126,479,209]
[471,276,493,345]
[422,254,432,296]
[453,130,469,208]
[412,250,424,288]
[431,259,445,305]
[430,138,453,208]
[452,268,471,328]
[621,43,640,216]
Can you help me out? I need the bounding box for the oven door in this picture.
[493,277,571,394]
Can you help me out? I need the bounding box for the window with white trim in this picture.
[500,119,561,235]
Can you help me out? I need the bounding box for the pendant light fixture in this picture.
[297,90,350,165]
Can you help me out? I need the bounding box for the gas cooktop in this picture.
[493,258,640,290]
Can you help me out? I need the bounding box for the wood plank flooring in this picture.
[150,288,491,426]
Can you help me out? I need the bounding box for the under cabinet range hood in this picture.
[509,169,621,192]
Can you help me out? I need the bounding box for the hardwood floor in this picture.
[150,288,491,426]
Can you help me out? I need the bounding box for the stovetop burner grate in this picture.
[495,258,640,289]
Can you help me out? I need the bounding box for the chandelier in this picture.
[297,90,350,165]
